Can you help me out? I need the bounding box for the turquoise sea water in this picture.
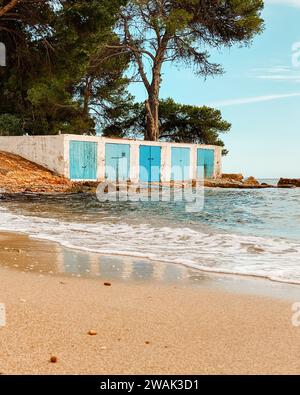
[0,183,299,284]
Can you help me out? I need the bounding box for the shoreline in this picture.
[0,182,281,199]
[1,227,300,290]
[1,232,300,374]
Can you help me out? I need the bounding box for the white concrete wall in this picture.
[0,134,223,181]
[0,135,66,175]
[214,145,223,178]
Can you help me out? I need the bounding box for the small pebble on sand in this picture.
[50,356,58,363]
[104,282,111,287]
[88,330,97,336]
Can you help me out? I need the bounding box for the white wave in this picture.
[0,206,300,284]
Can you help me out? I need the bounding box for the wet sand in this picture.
[1,232,300,374]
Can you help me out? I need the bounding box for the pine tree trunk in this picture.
[145,65,161,141]
[145,95,159,141]
[83,78,92,116]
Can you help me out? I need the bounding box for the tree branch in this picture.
[0,0,21,18]
[121,14,151,93]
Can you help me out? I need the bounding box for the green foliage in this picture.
[103,98,230,154]
[0,0,129,135]
[102,99,142,138]
[0,0,262,146]
[0,114,22,136]
[158,99,231,147]
[117,0,264,140]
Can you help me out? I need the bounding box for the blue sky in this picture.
[130,0,300,178]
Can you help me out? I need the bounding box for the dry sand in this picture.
[0,233,300,374]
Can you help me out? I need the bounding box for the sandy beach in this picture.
[0,232,300,375]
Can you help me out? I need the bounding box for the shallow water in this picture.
[0,184,299,284]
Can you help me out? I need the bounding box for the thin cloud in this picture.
[260,66,291,73]
[210,92,300,107]
[258,74,300,82]
[251,66,291,73]
[251,64,300,83]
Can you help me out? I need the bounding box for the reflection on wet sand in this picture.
[0,232,198,283]
[61,249,193,283]
[2,232,300,301]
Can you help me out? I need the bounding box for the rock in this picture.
[0,168,9,176]
[104,282,111,287]
[204,177,274,189]
[278,178,300,188]
[145,341,150,345]
[204,179,247,188]
[243,176,260,186]
[278,184,296,189]
[88,330,97,336]
[204,179,242,188]
[260,183,275,188]
[221,173,244,182]
[0,151,73,194]
[50,356,58,363]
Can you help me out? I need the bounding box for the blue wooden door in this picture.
[105,143,130,181]
[139,145,161,182]
[171,147,190,181]
[69,141,97,180]
[197,149,215,179]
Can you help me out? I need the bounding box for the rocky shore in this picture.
[0,151,73,193]
[277,178,300,188]
[206,175,300,189]
[0,151,298,195]
[204,174,274,189]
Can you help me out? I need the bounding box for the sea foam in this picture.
[0,204,299,284]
